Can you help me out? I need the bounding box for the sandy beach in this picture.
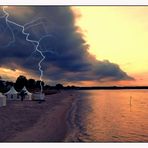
[0,91,75,142]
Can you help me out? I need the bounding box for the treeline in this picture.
[1,75,147,93]
[0,75,65,93]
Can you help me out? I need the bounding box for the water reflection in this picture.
[79,90,148,142]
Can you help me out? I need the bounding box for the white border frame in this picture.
[0,0,148,5]
[0,1,148,148]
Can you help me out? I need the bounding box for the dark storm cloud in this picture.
[0,6,134,82]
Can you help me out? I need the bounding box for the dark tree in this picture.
[35,80,44,89]
[0,80,4,92]
[55,83,63,90]
[27,79,36,89]
[6,81,14,88]
[15,75,28,90]
[0,80,4,87]
[44,85,51,90]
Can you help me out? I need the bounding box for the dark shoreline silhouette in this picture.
[1,75,148,92]
[62,86,148,90]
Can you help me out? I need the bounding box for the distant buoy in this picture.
[130,96,132,106]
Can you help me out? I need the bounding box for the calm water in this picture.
[66,90,148,142]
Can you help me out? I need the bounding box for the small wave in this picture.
[65,91,92,142]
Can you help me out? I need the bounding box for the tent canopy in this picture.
[21,86,32,95]
[5,86,18,95]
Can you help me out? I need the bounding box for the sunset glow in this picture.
[73,6,148,85]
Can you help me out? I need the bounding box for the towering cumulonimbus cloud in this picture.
[0,6,134,83]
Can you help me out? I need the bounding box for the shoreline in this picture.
[64,95,80,142]
[0,91,76,142]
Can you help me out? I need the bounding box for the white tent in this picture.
[5,86,19,100]
[0,93,6,107]
[21,86,32,100]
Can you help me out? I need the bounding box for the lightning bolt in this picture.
[1,6,53,96]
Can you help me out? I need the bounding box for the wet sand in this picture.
[0,91,75,142]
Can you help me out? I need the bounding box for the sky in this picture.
[0,6,147,86]
[73,6,148,86]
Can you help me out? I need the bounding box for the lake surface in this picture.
[66,90,148,142]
